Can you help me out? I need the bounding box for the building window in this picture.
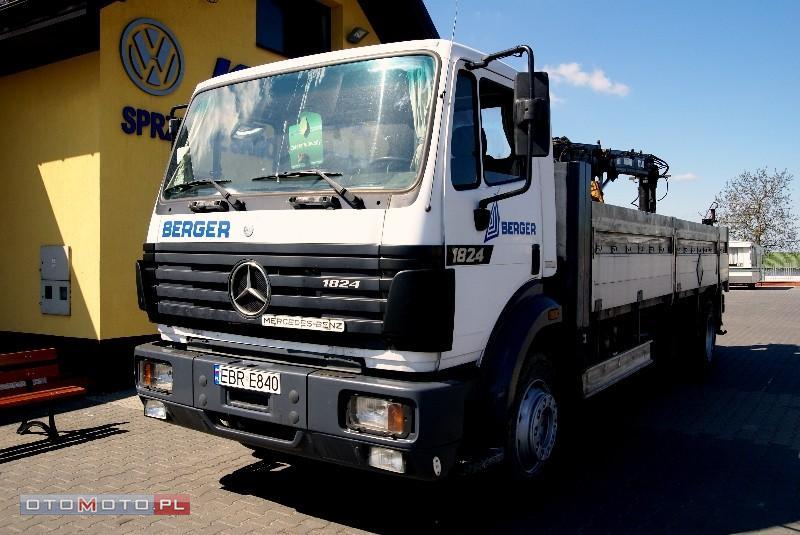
[256,0,332,58]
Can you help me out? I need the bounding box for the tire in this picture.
[690,305,716,376]
[504,354,560,479]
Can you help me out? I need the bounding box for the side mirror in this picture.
[168,117,182,146]
[513,71,551,157]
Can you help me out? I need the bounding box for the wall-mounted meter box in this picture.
[40,245,70,315]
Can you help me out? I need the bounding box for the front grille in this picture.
[140,242,442,349]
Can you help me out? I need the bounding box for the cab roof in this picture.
[193,39,519,97]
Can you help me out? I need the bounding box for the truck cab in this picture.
[135,39,727,480]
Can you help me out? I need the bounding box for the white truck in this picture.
[134,39,728,480]
[728,240,763,287]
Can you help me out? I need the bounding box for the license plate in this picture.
[214,364,281,395]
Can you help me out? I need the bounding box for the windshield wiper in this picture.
[164,178,246,210]
[253,170,365,209]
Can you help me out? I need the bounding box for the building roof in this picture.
[0,0,438,77]
[0,0,110,76]
[357,0,438,42]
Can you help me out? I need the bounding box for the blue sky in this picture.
[423,0,800,222]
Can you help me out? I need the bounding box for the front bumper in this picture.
[134,342,470,480]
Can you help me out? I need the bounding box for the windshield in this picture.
[163,55,437,200]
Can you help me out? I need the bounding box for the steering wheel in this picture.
[365,156,413,173]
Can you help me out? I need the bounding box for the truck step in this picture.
[455,448,505,477]
[582,341,652,398]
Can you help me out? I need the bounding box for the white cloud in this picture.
[550,92,565,105]
[543,62,630,97]
[670,172,699,182]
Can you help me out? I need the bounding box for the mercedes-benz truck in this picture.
[135,40,728,480]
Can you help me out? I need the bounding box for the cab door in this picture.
[442,63,544,368]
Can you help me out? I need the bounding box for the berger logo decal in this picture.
[484,202,537,242]
[484,202,501,242]
[162,220,230,238]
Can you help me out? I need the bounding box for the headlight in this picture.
[138,359,173,394]
[345,395,411,438]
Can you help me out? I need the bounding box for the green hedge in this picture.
[764,252,800,267]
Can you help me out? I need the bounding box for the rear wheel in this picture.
[505,355,560,479]
[689,305,716,376]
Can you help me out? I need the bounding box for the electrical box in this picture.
[40,245,70,315]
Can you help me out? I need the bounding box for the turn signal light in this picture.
[138,359,173,394]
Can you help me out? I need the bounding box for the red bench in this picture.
[0,348,86,440]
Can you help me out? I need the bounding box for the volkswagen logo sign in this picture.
[229,261,271,317]
[120,18,184,96]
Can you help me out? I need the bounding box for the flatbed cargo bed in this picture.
[555,162,729,319]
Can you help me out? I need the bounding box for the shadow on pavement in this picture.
[0,388,137,429]
[0,422,129,465]
[221,342,800,534]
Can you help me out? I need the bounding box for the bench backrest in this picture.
[0,348,60,394]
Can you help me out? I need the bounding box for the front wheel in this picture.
[505,355,560,479]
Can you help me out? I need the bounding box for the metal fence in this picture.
[762,267,800,277]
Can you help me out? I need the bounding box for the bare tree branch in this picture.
[715,168,798,251]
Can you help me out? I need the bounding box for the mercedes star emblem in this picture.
[229,260,271,317]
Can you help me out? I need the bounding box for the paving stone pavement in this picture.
[1,288,800,534]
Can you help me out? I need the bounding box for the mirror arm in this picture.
[167,103,188,147]
[168,103,188,119]
[472,45,536,231]
[473,120,533,230]
[465,45,533,72]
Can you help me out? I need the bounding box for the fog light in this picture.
[138,359,173,393]
[346,395,411,438]
[369,446,405,473]
[144,399,167,420]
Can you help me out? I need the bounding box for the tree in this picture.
[715,168,798,250]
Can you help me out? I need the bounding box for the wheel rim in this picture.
[704,316,715,363]
[515,380,558,474]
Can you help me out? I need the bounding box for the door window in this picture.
[450,71,480,190]
[479,77,520,186]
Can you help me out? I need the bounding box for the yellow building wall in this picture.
[0,53,101,339]
[97,0,379,339]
